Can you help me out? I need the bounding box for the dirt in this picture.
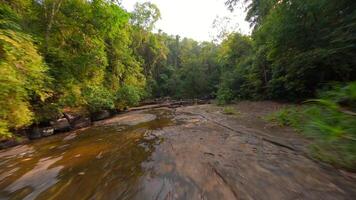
[0,102,355,200]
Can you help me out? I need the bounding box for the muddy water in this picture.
[0,109,175,200]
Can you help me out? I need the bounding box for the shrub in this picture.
[265,107,303,129]
[216,86,234,105]
[267,82,356,170]
[82,86,115,113]
[222,106,240,116]
[303,82,356,170]
[116,85,143,110]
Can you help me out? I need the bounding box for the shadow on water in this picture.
[0,109,175,200]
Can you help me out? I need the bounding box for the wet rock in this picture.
[72,117,91,129]
[63,133,77,141]
[42,128,55,137]
[30,127,54,139]
[51,118,71,132]
[0,138,27,149]
[63,113,91,129]
[28,128,41,139]
[92,110,111,121]
[94,113,156,126]
[63,112,80,122]
[96,152,103,159]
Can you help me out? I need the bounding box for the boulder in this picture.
[94,113,156,126]
[41,127,55,137]
[51,118,71,132]
[29,127,54,139]
[72,117,91,129]
[0,138,27,149]
[91,110,111,121]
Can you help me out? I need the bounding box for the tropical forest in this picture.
[0,0,355,199]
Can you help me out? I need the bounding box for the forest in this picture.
[1,0,356,198]
[0,0,355,167]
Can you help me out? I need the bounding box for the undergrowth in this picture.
[222,106,241,116]
[266,82,356,171]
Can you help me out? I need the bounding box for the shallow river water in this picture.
[0,109,175,200]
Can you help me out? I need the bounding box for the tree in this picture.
[224,0,356,100]
[0,4,50,137]
[131,2,161,31]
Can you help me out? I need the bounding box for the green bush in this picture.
[303,82,356,170]
[267,82,356,170]
[265,107,303,129]
[116,85,143,110]
[222,106,240,116]
[216,86,234,105]
[83,86,115,113]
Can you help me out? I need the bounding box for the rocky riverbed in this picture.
[0,103,355,199]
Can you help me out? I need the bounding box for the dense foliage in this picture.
[221,0,356,102]
[148,36,220,99]
[0,0,145,138]
[0,0,221,138]
[0,3,50,137]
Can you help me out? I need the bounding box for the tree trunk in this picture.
[44,0,63,50]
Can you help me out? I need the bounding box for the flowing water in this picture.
[0,109,175,200]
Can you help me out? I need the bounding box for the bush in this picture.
[267,82,356,170]
[82,86,115,113]
[265,107,303,129]
[116,85,143,110]
[222,106,240,116]
[33,102,62,123]
[216,86,234,105]
[303,82,356,170]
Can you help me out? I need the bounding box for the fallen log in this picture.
[128,99,210,112]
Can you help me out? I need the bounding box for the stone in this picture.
[51,118,71,132]
[92,110,111,121]
[72,117,91,129]
[29,127,54,139]
[41,127,55,137]
[94,113,156,126]
[0,139,24,149]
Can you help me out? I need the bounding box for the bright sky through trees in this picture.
[121,0,251,41]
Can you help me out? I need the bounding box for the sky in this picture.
[120,0,251,42]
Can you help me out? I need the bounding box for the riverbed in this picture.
[0,104,355,199]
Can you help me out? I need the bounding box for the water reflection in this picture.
[0,109,174,200]
[5,157,63,200]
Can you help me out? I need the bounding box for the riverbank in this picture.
[0,99,209,150]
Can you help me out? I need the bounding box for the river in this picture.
[0,105,355,200]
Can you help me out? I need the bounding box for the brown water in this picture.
[0,109,174,200]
